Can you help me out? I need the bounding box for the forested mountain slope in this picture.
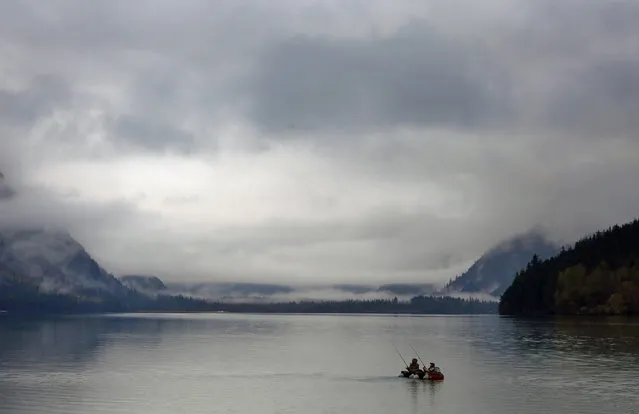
[441,231,558,298]
[499,218,639,315]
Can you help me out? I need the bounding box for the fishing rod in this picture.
[394,345,409,368]
[409,344,427,369]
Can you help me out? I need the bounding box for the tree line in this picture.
[200,295,497,314]
[499,218,639,315]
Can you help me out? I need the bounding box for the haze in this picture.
[1,0,639,285]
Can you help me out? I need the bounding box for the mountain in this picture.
[0,171,129,301]
[0,229,129,298]
[0,230,495,315]
[330,283,435,296]
[0,230,215,314]
[0,170,500,315]
[377,283,436,296]
[441,231,560,299]
[499,219,639,316]
[120,275,167,295]
[164,282,295,302]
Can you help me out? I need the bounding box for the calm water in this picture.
[1,313,638,414]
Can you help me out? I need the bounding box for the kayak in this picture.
[427,371,444,381]
[400,370,444,381]
[400,370,425,379]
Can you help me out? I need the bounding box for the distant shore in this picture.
[0,295,498,316]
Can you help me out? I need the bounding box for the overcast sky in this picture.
[1,0,639,285]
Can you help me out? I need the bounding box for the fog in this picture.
[1,0,639,284]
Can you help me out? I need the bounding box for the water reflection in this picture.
[399,376,445,414]
[0,316,120,368]
[405,379,420,413]
[0,314,288,367]
[0,314,289,413]
[495,316,639,359]
[0,314,638,414]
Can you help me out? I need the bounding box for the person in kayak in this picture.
[407,358,421,374]
[426,362,440,373]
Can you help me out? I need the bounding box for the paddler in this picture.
[407,358,421,374]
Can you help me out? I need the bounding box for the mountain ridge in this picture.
[0,228,498,314]
[0,228,129,298]
[0,169,528,314]
[439,230,560,299]
[499,218,639,315]
[120,275,167,295]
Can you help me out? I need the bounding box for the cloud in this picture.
[108,115,196,154]
[547,58,639,137]
[247,23,513,133]
[2,0,639,286]
[0,75,72,126]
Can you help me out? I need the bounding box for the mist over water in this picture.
[0,314,638,414]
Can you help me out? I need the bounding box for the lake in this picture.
[1,313,638,414]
